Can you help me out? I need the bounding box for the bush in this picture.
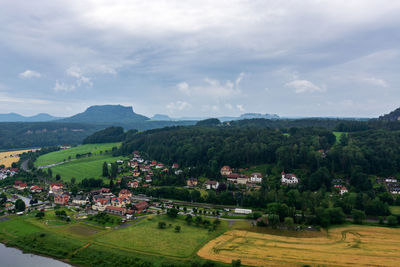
[175,225,181,233]
[351,209,366,224]
[387,215,397,226]
[232,259,241,267]
[167,208,178,218]
[158,221,167,229]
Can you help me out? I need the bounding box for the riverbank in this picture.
[0,243,71,267]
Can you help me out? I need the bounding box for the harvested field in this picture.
[0,149,36,167]
[197,225,400,266]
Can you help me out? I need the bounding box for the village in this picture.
[1,149,398,223]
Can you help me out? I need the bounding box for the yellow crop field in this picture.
[0,149,36,168]
[198,225,400,266]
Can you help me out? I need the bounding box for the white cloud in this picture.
[19,70,41,79]
[360,77,389,88]
[286,79,326,93]
[236,104,245,112]
[225,103,233,110]
[166,101,191,113]
[53,81,76,92]
[177,73,243,98]
[66,66,93,87]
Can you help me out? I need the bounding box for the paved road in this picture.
[21,159,30,172]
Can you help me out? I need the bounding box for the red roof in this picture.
[119,189,130,195]
[106,206,126,212]
[14,180,23,185]
[51,183,63,187]
[227,173,240,179]
[101,188,111,193]
[134,201,149,210]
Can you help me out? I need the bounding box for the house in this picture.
[220,166,232,176]
[227,173,240,183]
[281,171,299,185]
[175,169,183,175]
[385,177,398,183]
[49,183,63,193]
[92,198,110,211]
[128,160,138,168]
[234,208,252,214]
[30,185,43,193]
[155,163,164,169]
[237,175,249,185]
[133,201,149,213]
[205,180,219,190]
[111,197,131,208]
[128,181,139,188]
[340,186,348,195]
[72,195,88,206]
[145,175,152,183]
[105,206,127,216]
[250,173,263,183]
[172,163,179,169]
[390,187,400,194]
[116,160,124,164]
[14,181,27,191]
[54,193,70,205]
[119,189,132,198]
[187,178,198,187]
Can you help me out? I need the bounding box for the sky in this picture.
[0,0,400,118]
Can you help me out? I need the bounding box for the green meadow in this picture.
[48,155,127,182]
[96,215,227,258]
[34,143,121,167]
[0,212,229,266]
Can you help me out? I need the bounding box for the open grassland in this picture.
[48,154,127,182]
[333,131,347,143]
[198,225,400,267]
[389,206,400,215]
[0,149,36,167]
[96,215,227,258]
[0,213,228,266]
[34,143,120,167]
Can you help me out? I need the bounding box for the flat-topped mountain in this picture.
[61,105,149,124]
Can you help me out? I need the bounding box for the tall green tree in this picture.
[102,162,109,177]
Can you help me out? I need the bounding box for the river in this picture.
[0,243,71,267]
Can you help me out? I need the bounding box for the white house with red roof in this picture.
[281,171,299,185]
[340,186,348,195]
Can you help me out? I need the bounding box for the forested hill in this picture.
[83,126,138,144]
[378,107,400,122]
[119,123,400,190]
[0,122,104,149]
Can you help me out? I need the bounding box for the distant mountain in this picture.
[0,112,61,122]
[239,113,279,120]
[151,114,172,121]
[61,105,149,124]
[378,107,400,122]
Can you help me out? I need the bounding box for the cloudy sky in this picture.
[0,0,399,118]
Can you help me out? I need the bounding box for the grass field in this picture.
[389,206,400,215]
[198,225,400,266]
[333,131,347,143]
[0,213,228,266]
[0,149,37,167]
[48,154,127,182]
[96,215,227,258]
[34,143,120,167]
